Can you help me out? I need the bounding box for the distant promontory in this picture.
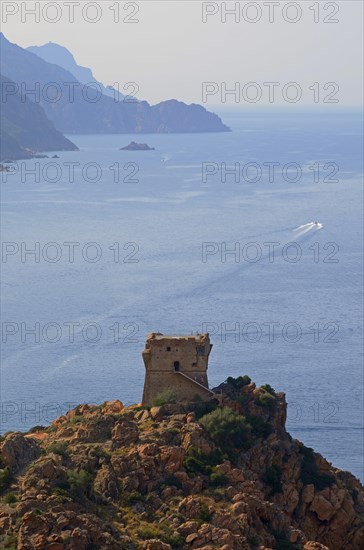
[0,33,231,161]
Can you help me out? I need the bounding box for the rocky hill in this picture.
[0,377,363,550]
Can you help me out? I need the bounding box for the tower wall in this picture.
[141,333,212,406]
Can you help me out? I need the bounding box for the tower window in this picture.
[166,346,171,351]
[196,345,205,356]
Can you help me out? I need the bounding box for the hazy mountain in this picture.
[0,128,30,160]
[27,41,124,100]
[0,73,78,160]
[0,33,230,135]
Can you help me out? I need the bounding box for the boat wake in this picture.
[293,221,323,237]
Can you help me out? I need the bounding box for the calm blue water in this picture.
[1,111,363,481]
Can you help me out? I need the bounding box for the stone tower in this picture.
[141,332,215,406]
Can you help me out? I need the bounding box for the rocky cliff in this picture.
[0,377,363,550]
[0,74,78,161]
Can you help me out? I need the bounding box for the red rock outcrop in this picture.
[0,380,363,549]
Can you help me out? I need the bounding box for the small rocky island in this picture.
[0,164,13,173]
[120,142,155,151]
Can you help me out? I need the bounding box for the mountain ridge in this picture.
[1,33,230,137]
[26,41,125,101]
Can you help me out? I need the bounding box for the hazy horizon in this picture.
[3,0,363,107]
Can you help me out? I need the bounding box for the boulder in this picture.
[160,446,185,474]
[302,484,315,504]
[93,464,119,500]
[111,419,139,448]
[310,495,335,521]
[1,433,41,473]
[304,543,330,550]
[142,541,171,550]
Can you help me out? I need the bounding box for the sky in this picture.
[2,0,363,107]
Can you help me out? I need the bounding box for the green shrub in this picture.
[209,470,229,487]
[165,428,180,437]
[226,375,251,389]
[164,475,183,490]
[91,446,110,459]
[276,544,300,550]
[133,405,151,412]
[183,446,223,477]
[69,415,85,424]
[51,487,70,501]
[47,441,69,457]
[124,491,144,505]
[184,454,209,476]
[236,394,249,408]
[159,528,185,550]
[256,392,276,411]
[247,415,272,438]
[137,526,160,540]
[4,492,17,504]
[2,536,18,550]
[161,532,184,548]
[273,531,300,550]
[144,493,156,505]
[189,397,218,420]
[261,384,276,395]
[199,502,212,522]
[137,525,184,548]
[247,534,259,547]
[152,389,177,406]
[299,446,334,490]
[0,468,12,494]
[263,465,283,495]
[59,469,93,499]
[200,407,251,452]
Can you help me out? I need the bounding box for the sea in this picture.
[1,109,363,481]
